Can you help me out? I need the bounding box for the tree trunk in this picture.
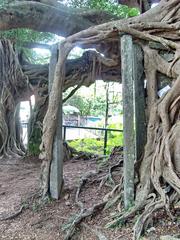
[40,1,180,239]
[0,39,29,157]
[28,90,47,156]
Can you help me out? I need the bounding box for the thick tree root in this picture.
[38,1,180,239]
[105,45,180,239]
[0,206,24,221]
[63,158,123,239]
[82,223,109,240]
[0,40,28,158]
[63,201,107,240]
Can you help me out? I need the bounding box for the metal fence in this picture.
[63,125,123,155]
[21,122,123,155]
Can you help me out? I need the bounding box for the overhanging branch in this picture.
[18,41,51,50]
[22,50,121,94]
[0,1,117,36]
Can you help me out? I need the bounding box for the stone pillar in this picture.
[133,44,146,160]
[121,35,146,209]
[121,35,135,209]
[49,44,64,199]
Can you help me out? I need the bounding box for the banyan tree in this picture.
[0,0,180,239]
[0,39,29,156]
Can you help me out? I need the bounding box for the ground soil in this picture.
[0,156,179,240]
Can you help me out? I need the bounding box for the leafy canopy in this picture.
[65,0,139,18]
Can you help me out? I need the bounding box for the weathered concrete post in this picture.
[133,44,146,160]
[121,35,135,209]
[49,44,64,199]
[121,36,146,209]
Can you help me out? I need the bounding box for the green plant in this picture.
[106,132,123,154]
[68,125,123,155]
[68,0,139,18]
[64,94,92,116]
[0,27,54,64]
[69,138,104,154]
[28,127,42,156]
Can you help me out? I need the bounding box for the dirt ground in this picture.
[0,156,179,240]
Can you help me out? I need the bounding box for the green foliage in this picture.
[90,0,139,18]
[67,0,139,18]
[65,93,107,117]
[128,7,140,17]
[68,125,123,155]
[0,28,53,44]
[0,28,54,64]
[64,89,118,117]
[107,131,123,153]
[106,122,123,154]
[90,96,106,116]
[65,94,92,116]
[108,123,123,137]
[28,142,41,156]
[69,138,104,154]
[28,127,42,156]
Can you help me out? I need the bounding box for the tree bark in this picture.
[0,39,31,157]
[40,1,180,239]
[22,49,121,94]
[0,1,117,37]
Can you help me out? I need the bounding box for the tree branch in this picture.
[0,1,117,36]
[22,50,121,94]
[18,41,51,50]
